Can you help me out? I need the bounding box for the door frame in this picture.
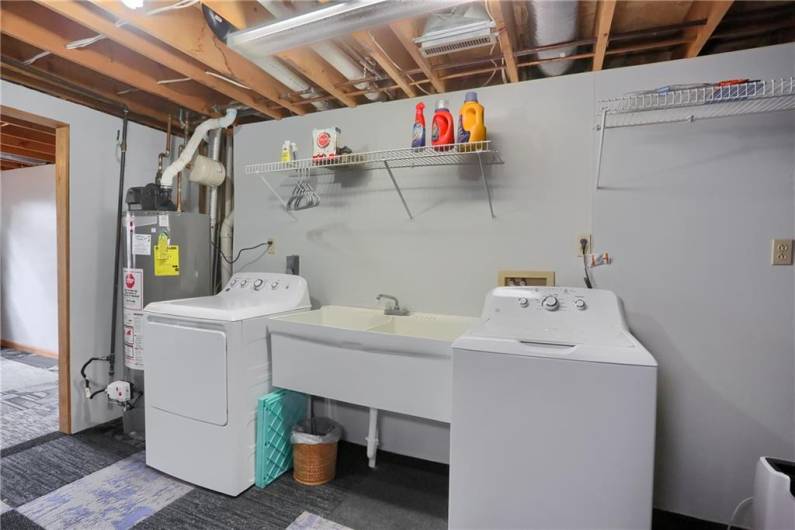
[1,105,71,433]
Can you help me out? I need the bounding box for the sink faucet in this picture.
[376,294,409,316]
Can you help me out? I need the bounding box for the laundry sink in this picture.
[268,306,478,423]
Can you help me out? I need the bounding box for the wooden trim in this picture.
[389,19,445,93]
[352,31,417,98]
[0,105,64,129]
[487,0,519,83]
[593,0,618,71]
[38,0,282,120]
[90,1,306,117]
[0,3,218,116]
[0,339,58,359]
[678,0,734,58]
[55,125,71,434]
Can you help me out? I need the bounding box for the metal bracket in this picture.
[383,160,414,220]
[595,108,607,191]
[477,151,495,218]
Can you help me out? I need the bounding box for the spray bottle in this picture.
[411,102,426,148]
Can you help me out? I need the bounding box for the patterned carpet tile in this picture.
[17,452,193,530]
[288,511,354,530]
[0,349,58,370]
[1,432,141,507]
[0,510,44,529]
[0,359,57,393]
[1,383,59,450]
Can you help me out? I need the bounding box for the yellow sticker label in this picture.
[154,233,180,277]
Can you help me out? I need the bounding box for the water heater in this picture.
[121,210,211,434]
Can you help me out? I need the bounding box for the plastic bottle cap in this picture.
[436,99,450,111]
[464,91,478,102]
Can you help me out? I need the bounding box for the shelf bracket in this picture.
[477,152,495,218]
[258,175,296,219]
[595,109,608,191]
[383,160,414,220]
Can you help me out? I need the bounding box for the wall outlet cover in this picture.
[267,238,276,255]
[577,233,592,257]
[771,239,793,265]
[498,270,555,287]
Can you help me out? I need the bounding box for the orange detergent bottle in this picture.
[457,91,486,151]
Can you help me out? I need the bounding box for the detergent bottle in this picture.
[457,91,486,151]
[411,102,426,148]
[431,99,455,150]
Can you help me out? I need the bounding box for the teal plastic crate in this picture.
[255,388,307,488]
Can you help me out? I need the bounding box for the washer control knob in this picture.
[574,298,587,310]
[518,297,529,308]
[230,279,238,287]
[240,280,248,288]
[253,279,264,291]
[541,295,559,311]
[271,281,279,290]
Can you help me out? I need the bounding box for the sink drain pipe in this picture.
[366,408,379,468]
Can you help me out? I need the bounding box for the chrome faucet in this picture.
[376,294,409,316]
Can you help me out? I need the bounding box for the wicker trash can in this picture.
[291,418,342,486]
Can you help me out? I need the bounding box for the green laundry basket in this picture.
[255,389,308,488]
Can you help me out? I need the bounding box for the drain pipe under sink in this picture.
[367,408,379,468]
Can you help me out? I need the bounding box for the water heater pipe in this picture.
[160,108,237,188]
[220,210,234,286]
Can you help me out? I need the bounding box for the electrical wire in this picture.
[146,0,199,16]
[212,240,273,265]
[727,497,753,530]
[205,71,250,90]
[580,238,593,289]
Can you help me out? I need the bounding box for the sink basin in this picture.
[268,306,478,423]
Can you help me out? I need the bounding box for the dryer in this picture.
[450,287,657,530]
[142,272,310,496]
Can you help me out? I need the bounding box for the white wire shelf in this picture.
[597,77,795,129]
[244,141,502,176]
[594,77,795,190]
[245,141,502,220]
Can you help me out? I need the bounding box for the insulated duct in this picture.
[160,108,236,188]
[528,0,579,77]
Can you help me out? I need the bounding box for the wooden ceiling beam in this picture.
[199,1,271,29]
[277,49,358,107]
[90,1,307,116]
[0,134,55,157]
[389,19,445,93]
[38,0,282,120]
[593,0,618,71]
[0,3,217,116]
[351,31,416,98]
[487,0,519,83]
[0,142,55,163]
[678,0,734,58]
[1,56,173,129]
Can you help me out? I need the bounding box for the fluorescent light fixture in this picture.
[228,0,469,57]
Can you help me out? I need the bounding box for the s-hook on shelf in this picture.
[244,140,503,220]
[594,77,795,190]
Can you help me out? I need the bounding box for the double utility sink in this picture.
[268,306,478,423]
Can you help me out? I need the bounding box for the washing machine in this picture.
[450,287,657,530]
[142,272,310,496]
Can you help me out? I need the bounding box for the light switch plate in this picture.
[577,233,592,257]
[771,239,793,265]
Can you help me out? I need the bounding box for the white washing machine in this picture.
[450,287,657,530]
[142,272,310,496]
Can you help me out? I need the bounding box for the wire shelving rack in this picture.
[245,141,503,219]
[594,77,795,189]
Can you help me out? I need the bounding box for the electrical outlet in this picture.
[771,239,793,265]
[267,238,276,255]
[577,233,592,257]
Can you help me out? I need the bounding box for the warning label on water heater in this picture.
[123,268,143,310]
[123,309,145,370]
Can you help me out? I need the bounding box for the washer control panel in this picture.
[223,273,291,294]
[509,289,587,313]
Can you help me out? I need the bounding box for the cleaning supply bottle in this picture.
[457,91,486,151]
[411,102,426,148]
[431,99,455,150]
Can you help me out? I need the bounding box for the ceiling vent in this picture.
[414,3,496,58]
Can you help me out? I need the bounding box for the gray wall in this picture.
[0,80,166,433]
[234,44,795,524]
[1,165,58,354]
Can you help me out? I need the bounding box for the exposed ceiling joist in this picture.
[678,0,735,58]
[39,0,281,120]
[277,49,359,108]
[389,19,445,93]
[89,0,307,117]
[593,0,618,71]
[0,134,55,157]
[487,0,519,83]
[0,3,218,116]
[351,30,416,98]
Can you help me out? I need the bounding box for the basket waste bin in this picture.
[291,417,342,486]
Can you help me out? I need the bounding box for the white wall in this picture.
[235,44,795,524]
[0,80,166,433]
[1,165,58,354]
